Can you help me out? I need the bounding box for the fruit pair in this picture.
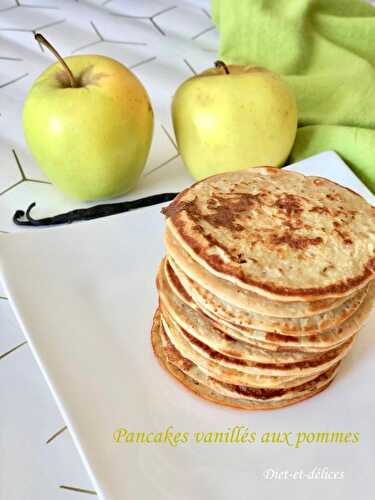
[24,36,297,201]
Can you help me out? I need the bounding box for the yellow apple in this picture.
[172,62,297,180]
[23,35,153,201]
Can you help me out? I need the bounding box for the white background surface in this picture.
[0,0,214,497]
[1,1,375,499]
[0,153,375,500]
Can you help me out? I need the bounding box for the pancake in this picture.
[151,310,336,410]
[153,168,375,410]
[165,254,367,335]
[164,256,197,309]
[196,281,375,351]
[162,167,375,301]
[165,229,352,318]
[163,255,343,354]
[160,310,325,389]
[161,305,354,379]
[158,260,336,363]
[163,255,375,350]
[159,318,340,403]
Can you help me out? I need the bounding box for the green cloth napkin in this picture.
[212,0,375,193]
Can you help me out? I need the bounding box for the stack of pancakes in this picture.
[151,167,375,410]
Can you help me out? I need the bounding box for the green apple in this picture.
[23,34,153,201]
[172,61,297,180]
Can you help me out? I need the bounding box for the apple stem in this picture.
[35,33,78,88]
[214,60,230,75]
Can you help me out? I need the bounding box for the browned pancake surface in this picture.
[163,168,375,301]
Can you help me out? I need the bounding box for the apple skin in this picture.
[172,64,297,180]
[23,55,153,201]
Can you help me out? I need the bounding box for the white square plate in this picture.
[1,152,375,500]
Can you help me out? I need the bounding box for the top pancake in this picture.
[163,167,375,301]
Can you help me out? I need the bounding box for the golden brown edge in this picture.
[162,167,375,301]
[168,220,375,302]
[151,308,334,411]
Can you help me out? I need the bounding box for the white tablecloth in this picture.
[0,1,216,497]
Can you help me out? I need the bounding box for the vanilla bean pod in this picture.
[13,192,178,227]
